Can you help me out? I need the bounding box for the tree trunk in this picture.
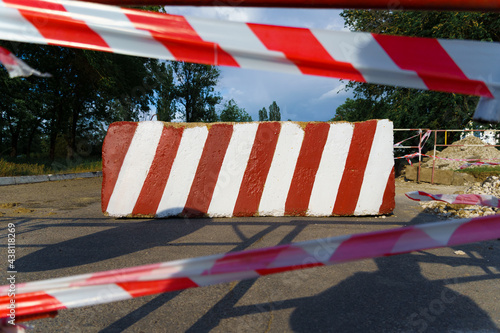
[10,130,18,157]
[68,105,80,160]
[26,120,40,160]
[49,130,56,161]
[49,105,62,161]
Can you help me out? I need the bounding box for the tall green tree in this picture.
[269,101,281,121]
[333,11,500,132]
[258,107,268,121]
[219,99,252,122]
[169,62,221,122]
[153,62,176,122]
[0,41,162,160]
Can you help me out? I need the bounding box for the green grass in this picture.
[457,165,500,182]
[0,159,47,177]
[0,158,102,177]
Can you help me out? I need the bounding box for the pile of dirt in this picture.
[419,175,500,218]
[422,136,500,170]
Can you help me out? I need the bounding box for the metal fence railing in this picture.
[394,129,500,184]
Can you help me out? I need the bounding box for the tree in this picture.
[0,41,162,161]
[258,107,268,121]
[169,61,221,122]
[333,11,500,132]
[219,99,252,122]
[153,62,176,122]
[269,101,281,121]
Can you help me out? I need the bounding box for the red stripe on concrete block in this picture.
[102,120,393,217]
[101,122,138,213]
[233,122,281,217]
[379,166,395,215]
[183,124,233,217]
[285,122,330,216]
[132,126,183,216]
[333,120,377,215]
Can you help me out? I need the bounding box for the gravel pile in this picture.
[422,136,500,170]
[420,176,500,218]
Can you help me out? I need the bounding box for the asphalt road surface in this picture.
[1,178,499,332]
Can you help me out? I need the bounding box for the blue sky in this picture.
[163,7,353,121]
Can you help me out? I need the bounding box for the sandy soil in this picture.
[395,177,468,195]
[0,177,102,217]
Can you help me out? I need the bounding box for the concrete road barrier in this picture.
[102,120,394,218]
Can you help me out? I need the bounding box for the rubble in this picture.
[422,136,500,170]
[419,176,500,218]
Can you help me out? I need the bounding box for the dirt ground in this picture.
[0,177,102,217]
[395,177,468,195]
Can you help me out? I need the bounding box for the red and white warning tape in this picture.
[406,191,500,208]
[78,0,500,11]
[394,129,432,147]
[460,162,500,169]
[1,215,499,320]
[0,46,51,78]
[0,0,499,110]
[395,152,500,164]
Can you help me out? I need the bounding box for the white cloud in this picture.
[228,87,243,96]
[161,7,351,121]
[218,67,352,122]
[163,7,344,30]
[317,83,348,101]
[212,7,255,22]
[164,6,261,22]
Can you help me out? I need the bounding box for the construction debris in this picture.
[422,136,500,170]
[420,176,500,218]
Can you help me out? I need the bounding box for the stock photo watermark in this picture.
[6,222,17,326]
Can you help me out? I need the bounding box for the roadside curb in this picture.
[0,171,102,186]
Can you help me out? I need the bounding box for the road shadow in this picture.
[13,210,500,332]
[177,213,500,332]
[288,213,500,332]
[11,214,405,273]
[289,251,498,332]
[14,210,210,272]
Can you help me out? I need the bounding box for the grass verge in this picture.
[457,165,500,182]
[0,159,102,177]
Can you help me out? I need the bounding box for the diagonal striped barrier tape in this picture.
[1,215,499,320]
[0,45,51,78]
[76,0,500,11]
[0,0,499,120]
[406,191,500,208]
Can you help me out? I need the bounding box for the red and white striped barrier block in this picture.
[1,215,499,320]
[1,0,499,120]
[406,191,500,208]
[102,120,395,217]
